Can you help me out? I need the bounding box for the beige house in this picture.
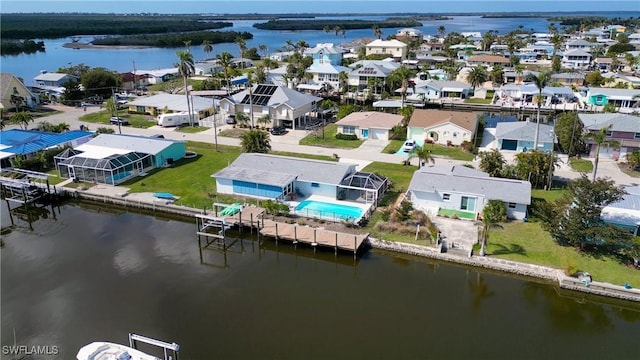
[467,55,511,67]
[0,73,39,110]
[365,39,408,60]
[335,111,404,140]
[406,109,478,146]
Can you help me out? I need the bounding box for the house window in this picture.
[443,193,450,201]
[311,183,320,188]
[342,126,356,135]
[508,203,517,209]
[606,131,612,137]
[460,196,476,211]
[318,51,324,64]
[635,133,640,140]
[136,106,145,113]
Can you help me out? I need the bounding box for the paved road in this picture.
[9,104,638,186]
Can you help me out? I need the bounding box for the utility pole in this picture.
[212,95,218,151]
[132,60,137,93]
[248,78,254,128]
[111,87,121,134]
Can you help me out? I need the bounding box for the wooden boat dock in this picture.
[195,204,368,256]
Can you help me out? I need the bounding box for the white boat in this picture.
[76,342,160,360]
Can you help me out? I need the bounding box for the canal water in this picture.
[1,201,640,359]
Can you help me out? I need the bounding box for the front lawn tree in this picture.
[467,65,488,93]
[526,71,551,150]
[583,124,618,181]
[514,149,556,189]
[81,68,122,98]
[554,112,585,156]
[479,148,506,177]
[241,129,271,153]
[11,111,34,130]
[539,175,629,253]
[175,50,195,126]
[479,199,506,256]
[409,145,435,168]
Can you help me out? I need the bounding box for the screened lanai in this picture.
[55,149,152,185]
[338,172,388,205]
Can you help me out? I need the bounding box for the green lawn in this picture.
[531,188,567,203]
[121,142,243,209]
[438,208,475,220]
[219,128,248,138]
[80,110,156,129]
[299,124,364,149]
[486,221,640,288]
[618,163,640,178]
[383,139,474,161]
[569,158,593,172]
[176,126,209,134]
[46,169,66,185]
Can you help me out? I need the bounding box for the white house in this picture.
[137,68,180,84]
[218,84,321,130]
[414,80,474,101]
[335,111,403,140]
[365,39,408,60]
[601,185,640,236]
[407,165,531,220]
[406,109,478,146]
[33,71,77,87]
[127,93,214,119]
[494,121,556,152]
[561,49,592,69]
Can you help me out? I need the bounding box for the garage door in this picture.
[370,128,388,140]
[501,139,518,151]
[599,145,616,159]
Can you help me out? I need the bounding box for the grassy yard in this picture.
[299,124,364,149]
[176,126,209,134]
[46,169,66,185]
[569,157,593,173]
[485,221,640,288]
[531,188,567,204]
[219,128,248,138]
[120,142,243,209]
[618,163,640,178]
[80,110,156,129]
[383,139,474,161]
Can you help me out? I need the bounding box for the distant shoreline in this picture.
[62,42,151,50]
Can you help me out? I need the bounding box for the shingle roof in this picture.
[579,113,640,133]
[212,153,356,186]
[129,93,213,112]
[408,109,478,132]
[336,111,403,130]
[468,55,510,63]
[494,121,555,142]
[408,165,531,205]
[228,85,321,109]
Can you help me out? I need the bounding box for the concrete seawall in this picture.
[59,187,640,303]
[368,238,640,303]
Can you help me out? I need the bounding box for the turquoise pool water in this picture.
[395,139,425,156]
[295,200,364,221]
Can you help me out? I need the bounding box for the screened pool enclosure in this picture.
[338,172,388,205]
[55,149,152,185]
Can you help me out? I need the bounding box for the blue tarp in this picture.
[0,129,93,155]
[230,76,248,85]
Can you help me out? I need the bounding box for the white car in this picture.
[402,139,416,152]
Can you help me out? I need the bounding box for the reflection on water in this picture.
[1,202,639,359]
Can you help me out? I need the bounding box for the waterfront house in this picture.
[467,54,510,67]
[579,113,640,160]
[304,43,346,66]
[347,63,395,92]
[395,28,424,41]
[136,68,179,84]
[128,93,214,119]
[503,70,539,85]
[213,153,388,205]
[120,72,151,92]
[413,80,473,101]
[565,39,596,52]
[594,57,614,72]
[218,84,321,130]
[303,43,350,90]
[494,121,556,152]
[0,73,39,110]
[55,134,186,185]
[550,72,585,87]
[266,65,288,87]
[406,109,478,146]
[33,71,77,88]
[194,60,222,76]
[365,39,408,60]
[335,111,403,140]
[407,165,531,220]
[601,185,640,236]
[585,87,640,112]
[0,129,93,168]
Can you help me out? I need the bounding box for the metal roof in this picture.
[212,153,357,186]
[602,185,640,226]
[129,93,213,112]
[495,122,556,143]
[228,85,321,109]
[0,129,93,155]
[408,165,532,205]
[80,134,184,155]
[579,113,640,133]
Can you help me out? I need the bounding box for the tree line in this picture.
[1,39,45,56]
[91,31,253,48]
[0,14,232,39]
[253,19,422,31]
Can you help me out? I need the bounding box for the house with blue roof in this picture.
[0,129,93,167]
[602,185,640,236]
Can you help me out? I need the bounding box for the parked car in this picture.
[226,115,237,125]
[270,126,287,135]
[402,139,416,152]
[110,116,129,126]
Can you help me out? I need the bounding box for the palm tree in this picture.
[388,66,416,106]
[175,50,195,126]
[338,71,349,95]
[514,64,524,83]
[467,65,488,94]
[479,199,506,256]
[257,114,271,129]
[409,145,435,168]
[183,40,192,52]
[333,25,341,38]
[323,26,331,40]
[235,112,250,128]
[241,129,271,153]
[11,111,34,130]
[202,40,213,59]
[625,149,640,171]
[54,122,70,133]
[235,37,247,68]
[216,51,234,95]
[437,25,446,38]
[527,71,551,150]
[258,44,268,59]
[372,24,382,39]
[36,121,55,132]
[583,124,619,181]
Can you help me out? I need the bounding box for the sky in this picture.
[2,0,639,14]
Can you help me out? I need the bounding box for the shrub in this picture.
[335,133,358,140]
[460,140,475,153]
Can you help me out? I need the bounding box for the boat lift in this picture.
[128,333,180,360]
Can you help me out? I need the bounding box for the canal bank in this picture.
[47,181,640,303]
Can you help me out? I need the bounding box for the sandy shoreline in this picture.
[62,42,152,50]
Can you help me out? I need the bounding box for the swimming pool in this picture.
[294,200,364,221]
[395,139,424,156]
